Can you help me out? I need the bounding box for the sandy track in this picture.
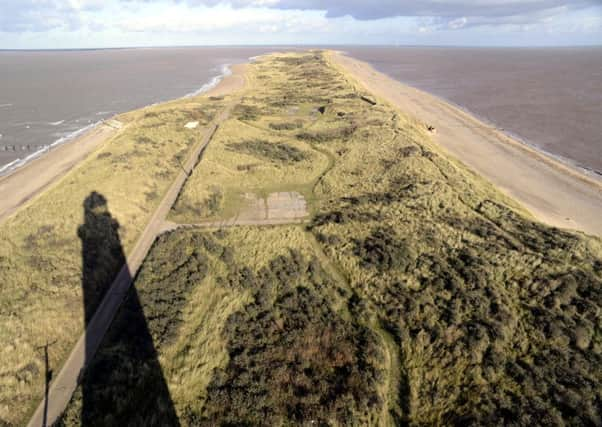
[27,65,246,427]
[331,52,602,237]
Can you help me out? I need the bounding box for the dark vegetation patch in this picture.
[172,186,223,219]
[23,224,56,250]
[297,125,357,143]
[275,55,320,66]
[399,145,421,158]
[233,103,261,121]
[227,139,307,163]
[137,136,155,145]
[310,179,602,425]
[236,163,259,172]
[476,200,582,253]
[204,186,223,216]
[58,233,225,426]
[109,149,146,166]
[269,121,303,131]
[335,92,359,100]
[353,228,415,272]
[267,94,298,108]
[199,251,385,425]
[184,107,216,124]
[144,189,159,202]
[308,207,382,230]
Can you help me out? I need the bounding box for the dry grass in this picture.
[25,51,602,426]
[0,93,228,425]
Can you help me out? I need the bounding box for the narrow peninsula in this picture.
[1,51,600,427]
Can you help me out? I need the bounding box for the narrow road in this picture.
[27,93,241,427]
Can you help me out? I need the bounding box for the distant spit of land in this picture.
[332,51,602,237]
[0,50,600,426]
[345,46,602,177]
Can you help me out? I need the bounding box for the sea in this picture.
[344,46,602,177]
[1,46,601,177]
[0,46,280,175]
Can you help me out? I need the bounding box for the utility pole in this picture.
[35,340,57,427]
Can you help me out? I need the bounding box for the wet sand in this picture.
[0,64,247,225]
[330,51,602,237]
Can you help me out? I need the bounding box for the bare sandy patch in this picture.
[239,191,308,222]
[266,192,308,220]
[184,121,199,129]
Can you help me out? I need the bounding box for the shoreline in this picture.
[0,63,247,225]
[397,73,602,183]
[330,51,602,237]
[337,49,602,186]
[0,62,236,178]
[337,49,602,183]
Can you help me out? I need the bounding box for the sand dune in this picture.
[331,51,602,237]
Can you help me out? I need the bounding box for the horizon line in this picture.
[2,43,602,52]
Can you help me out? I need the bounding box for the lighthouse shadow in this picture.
[58,191,178,426]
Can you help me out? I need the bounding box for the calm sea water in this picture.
[0,46,280,174]
[345,47,602,175]
[3,46,601,176]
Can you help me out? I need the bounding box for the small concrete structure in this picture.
[238,191,308,221]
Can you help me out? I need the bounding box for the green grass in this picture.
[49,50,602,426]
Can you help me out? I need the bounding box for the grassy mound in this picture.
[226,139,307,163]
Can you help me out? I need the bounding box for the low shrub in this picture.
[227,139,307,163]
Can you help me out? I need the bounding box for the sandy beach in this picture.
[0,63,247,225]
[0,125,118,223]
[331,51,602,237]
[206,63,246,97]
[1,53,600,236]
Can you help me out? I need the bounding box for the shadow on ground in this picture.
[56,191,178,426]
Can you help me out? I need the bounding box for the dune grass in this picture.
[25,51,602,426]
[168,55,342,224]
[0,94,228,425]
[169,117,328,223]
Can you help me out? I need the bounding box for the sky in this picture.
[0,0,601,49]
